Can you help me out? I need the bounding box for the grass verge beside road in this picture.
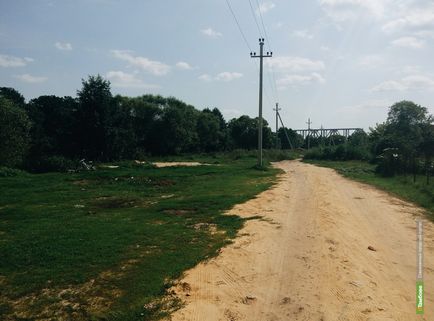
[304,160,434,216]
[0,154,286,321]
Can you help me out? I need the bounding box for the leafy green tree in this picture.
[76,75,114,160]
[0,97,31,167]
[26,95,78,159]
[228,115,273,149]
[197,111,221,152]
[0,87,25,107]
[150,98,199,154]
[419,122,434,183]
[117,95,162,156]
[228,116,257,149]
[277,127,303,149]
[371,101,431,176]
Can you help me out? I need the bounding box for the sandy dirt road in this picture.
[170,160,434,321]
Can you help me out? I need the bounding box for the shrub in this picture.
[0,167,24,177]
[28,156,78,173]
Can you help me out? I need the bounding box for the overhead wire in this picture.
[254,0,279,103]
[224,0,274,114]
[225,0,253,52]
[247,0,263,38]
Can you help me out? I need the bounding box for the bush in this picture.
[0,167,24,177]
[27,156,78,173]
[263,149,297,161]
[227,149,257,160]
[304,145,371,161]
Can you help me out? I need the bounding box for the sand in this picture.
[152,162,210,168]
[169,160,433,321]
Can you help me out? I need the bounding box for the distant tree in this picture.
[76,75,114,160]
[419,122,434,184]
[26,95,78,159]
[277,127,303,149]
[228,116,257,149]
[0,97,31,167]
[348,129,368,147]
[150,98,199,154]
[116,95,161,156]
[104,96,136,160]
[0,87,25,107]
[197,111,221,152]
[228,115,273,150]
[370,101,431,176]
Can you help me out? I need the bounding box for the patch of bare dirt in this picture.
[153,162,211,168]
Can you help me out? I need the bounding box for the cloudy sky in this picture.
[1,0,434,130]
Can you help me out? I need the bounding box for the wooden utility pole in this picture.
[251,38,272,167]
[273,102,281,148]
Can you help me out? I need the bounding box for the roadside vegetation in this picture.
[304,100,434,216]
[303,160,434,215]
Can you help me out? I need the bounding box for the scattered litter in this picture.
[368,246,377,251]
[74,204,85,208]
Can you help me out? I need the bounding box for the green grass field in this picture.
[304,160,434,217]
[0,154,285,321]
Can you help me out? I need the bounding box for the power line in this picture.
[225,0,253,52]
[247,0,263,38]
[255,0,271,49]
[253,0,279,102]
[224,0,274,122]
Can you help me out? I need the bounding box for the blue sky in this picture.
[1,0,434,130]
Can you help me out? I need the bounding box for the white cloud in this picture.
[54,42,72,51]
[358,54,384,68]
[256,1,275,15]
[277,72,325,88]
[176,61,192,70]
[198,74,212,82]
[106,71,160,89]
[14,73,47,83]
[319,0,390,21]
[371,80,407,92]
[413,30,434,39]
[292,30,314,39]
[201,28,222,38]
[382,6,434,33]
[0,54,33,67]
[198,72,243,82]
[372,74,434,92]
[215,72,243,82]
[344,99,392,110]
[111,50,170,76]
[390,36,425,49]
[267,56,325,72]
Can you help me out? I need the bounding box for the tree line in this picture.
[304,101,434,180]
[0,75,290,172]
[1,75,433,178]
